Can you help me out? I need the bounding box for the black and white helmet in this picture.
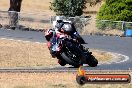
[61,23,74,34]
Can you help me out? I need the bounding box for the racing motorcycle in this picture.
[44,25,98,68]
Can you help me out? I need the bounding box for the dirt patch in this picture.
[0,39,57,68]
[0,39,113,68]
[0,72,131,88]
[0,0,54,15]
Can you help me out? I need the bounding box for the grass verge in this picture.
[0,39,112,68]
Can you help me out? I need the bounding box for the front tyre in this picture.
[58,59,66,66]
[61,52,80,68]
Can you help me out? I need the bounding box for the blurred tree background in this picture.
[97,0,132,21]
[50,0,102,17]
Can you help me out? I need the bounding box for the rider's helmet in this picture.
[61,23,74,34]
[55,16,64,23]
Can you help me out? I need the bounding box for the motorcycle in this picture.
[44,28,98,68]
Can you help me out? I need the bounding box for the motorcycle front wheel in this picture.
[61,52,80,68]
[58,59,66,66]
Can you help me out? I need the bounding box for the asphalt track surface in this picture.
[0,29,132,71]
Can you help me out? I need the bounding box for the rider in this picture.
[45,16,87,66]
[45,16,87,55]
[54,16,86,44]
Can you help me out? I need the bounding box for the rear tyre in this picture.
[87,55,98,67]
[72,64,80,68]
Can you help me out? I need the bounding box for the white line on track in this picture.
[115,53,129,64]
[98,52,129,65]
[0,37,46,44]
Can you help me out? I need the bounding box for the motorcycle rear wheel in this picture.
[87,55,98,67]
